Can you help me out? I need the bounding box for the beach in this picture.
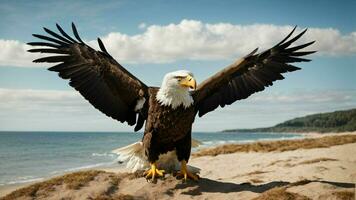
[1,132,356,199]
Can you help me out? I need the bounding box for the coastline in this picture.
[0,164,128,198]
[1,131,356,199]
[0,184,30,199]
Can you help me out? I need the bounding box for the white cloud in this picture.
[0,88,127,131]
[0,88,85,113]
[0,40,41,67]
[1,20,356,67]
[138,23,147,30]
[0,39,60,67]
[246,90,355,104]
[1,88,355,131]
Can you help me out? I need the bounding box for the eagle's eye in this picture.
[174,76,185,81]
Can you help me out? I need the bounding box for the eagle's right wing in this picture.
[194,27,315,117]
[28,23,148,131]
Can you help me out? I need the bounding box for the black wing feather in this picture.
[32,34,69,46]
[27,48,69,54]
[97,38,110,56]
[27,42,60,48]
[71,23,85,44]
[43,27,74,44]
[56,23,77,43]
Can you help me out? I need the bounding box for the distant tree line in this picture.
[223,108,356,133]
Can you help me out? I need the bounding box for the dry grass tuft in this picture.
[115,194,139,200]
[252,187,311,200]
[1,170,144,200]
[330,190,355,200]
[246,170,269,176]
[193,134,356,157]
[253,179,355,200]
[93,194,138,200]
[1,170,104,200]
[297,158,338,165]
[249,178,264,184]
[252,179,312,200]
[61,170,104,189]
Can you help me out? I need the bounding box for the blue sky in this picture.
[0,0,355,132]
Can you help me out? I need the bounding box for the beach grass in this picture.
[193,134,356,157]
[252,186,310,200]
[0,170,144,200]
[1,170,104,200]
[329,191,355,200]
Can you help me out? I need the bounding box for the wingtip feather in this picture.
[56,23,77,43]
[71,22,85,43]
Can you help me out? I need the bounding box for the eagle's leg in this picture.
[143,162,165,181]
[176,160,199,181]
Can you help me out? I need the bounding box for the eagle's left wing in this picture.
[194,27,315,117]
[28,23,149,131]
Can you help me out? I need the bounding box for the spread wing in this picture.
[194,27,315,117]
[28,23,148,131]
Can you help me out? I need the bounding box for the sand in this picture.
[1,133,356,200]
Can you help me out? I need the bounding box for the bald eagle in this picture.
[28,23,315,181]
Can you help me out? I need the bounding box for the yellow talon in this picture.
[144,162,165,181]
[176,160,200,181]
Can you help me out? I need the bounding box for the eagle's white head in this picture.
[156,70,197,109]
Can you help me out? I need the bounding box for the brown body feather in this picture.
[28,23,315,165]
[143,88,195,162]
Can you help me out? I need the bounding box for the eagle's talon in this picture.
[176,171,200,181]
[144,162,165,181]
[176,160,200,181]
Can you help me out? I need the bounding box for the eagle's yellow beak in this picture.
[180,75,196,90]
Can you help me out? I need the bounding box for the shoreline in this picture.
[1,131,356,199]
[0,164,129,198]
[0,132,303,193]
[0,182,34,198]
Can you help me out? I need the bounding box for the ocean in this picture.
[0,131,301,187]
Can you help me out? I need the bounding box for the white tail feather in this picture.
[112,142,148,172]
[112,140,201,174]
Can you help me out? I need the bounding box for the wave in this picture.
[198,135,303,148]
[63,161,117,173]
[251,136,303,142]
[5,176,44,185]
[91,152,117,158]
[46,161,120,178]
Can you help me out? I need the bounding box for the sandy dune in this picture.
[1,133,356,200]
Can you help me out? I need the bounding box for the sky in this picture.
[0,0,355,132]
